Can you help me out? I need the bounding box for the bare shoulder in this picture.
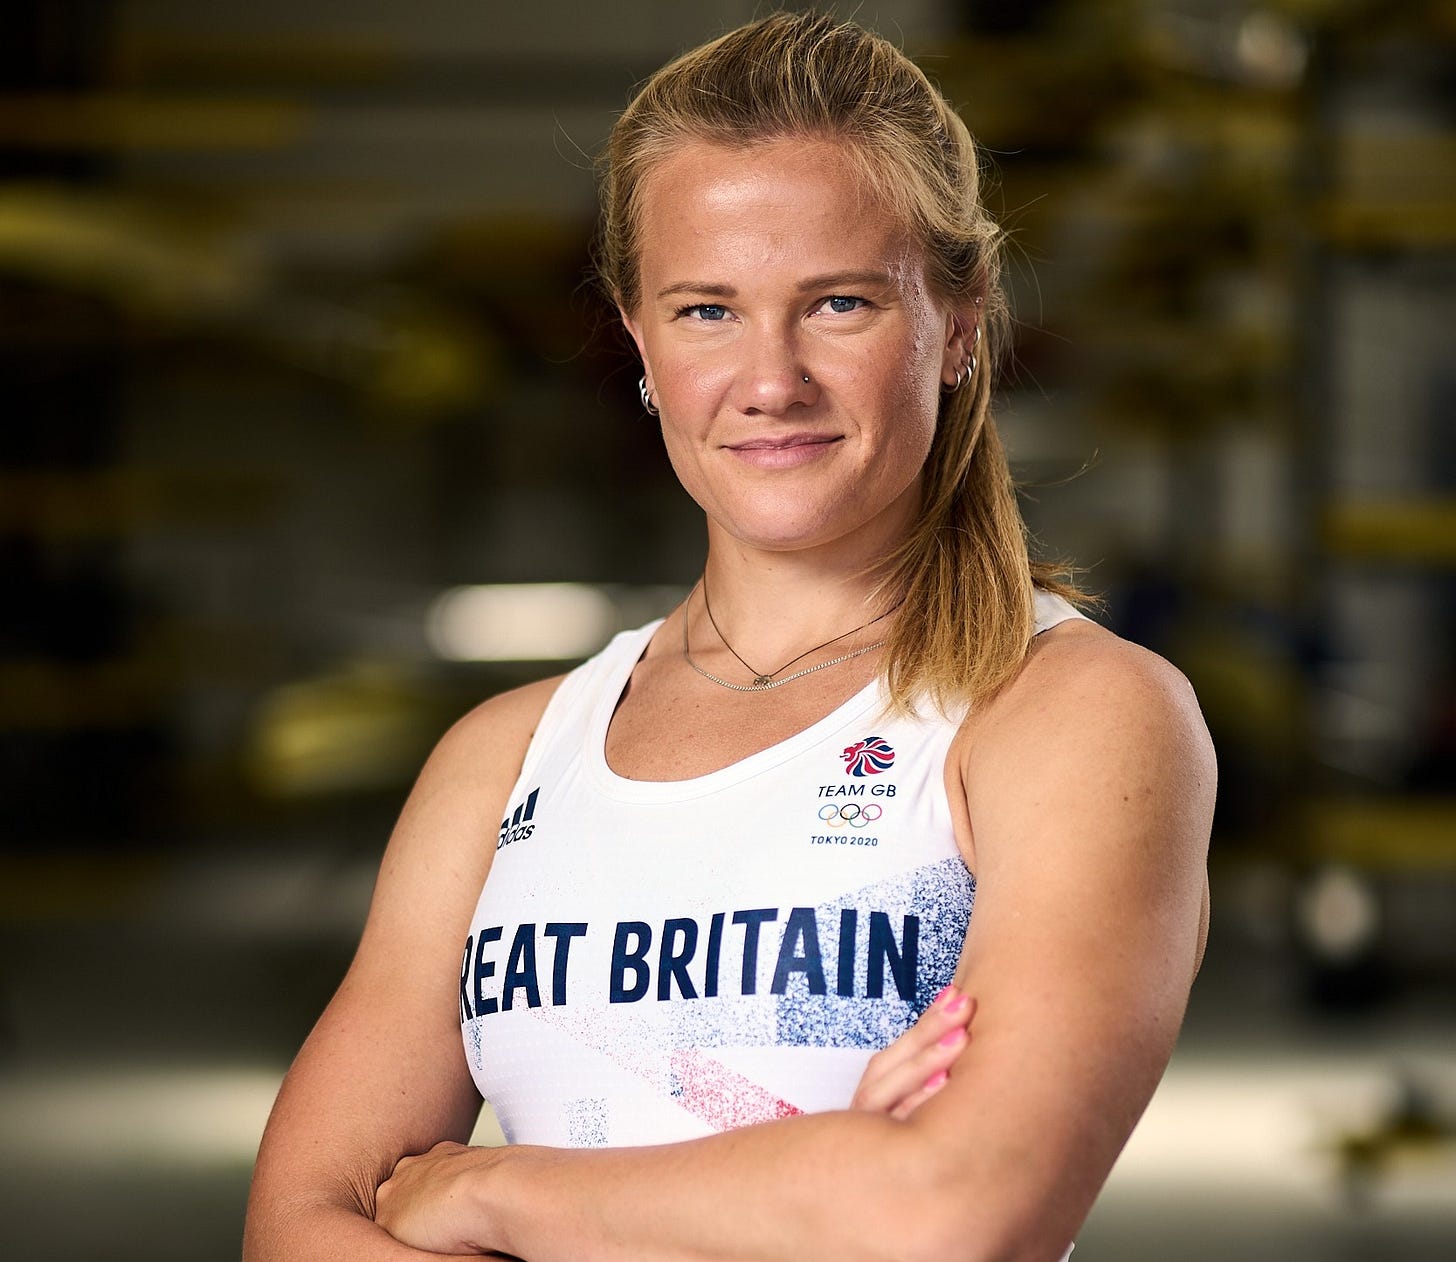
[954,618,1217,879]
[428,673,567,778]
[970,617,1211,764]
[398,673,567,842]
[359,673,568,952]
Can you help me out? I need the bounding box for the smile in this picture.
[725,433,842,470]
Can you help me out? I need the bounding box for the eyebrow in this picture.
[656,280,736,301]
[796,269,894,293]
[654,269,895,303]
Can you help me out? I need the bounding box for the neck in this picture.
[695,534,903,671]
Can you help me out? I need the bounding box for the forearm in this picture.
[245,1088,486,1262]
[483,1110,958,1262]
[244,1195,482,1262]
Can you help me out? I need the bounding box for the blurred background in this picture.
[1,0,1452,1258]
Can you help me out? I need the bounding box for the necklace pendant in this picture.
[751,675,774,688]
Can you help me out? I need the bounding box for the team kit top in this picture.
[461,590,1091,1155]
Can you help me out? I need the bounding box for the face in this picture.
[620,137,971,559]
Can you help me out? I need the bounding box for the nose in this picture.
[735,327,816,416]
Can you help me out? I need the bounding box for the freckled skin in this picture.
[620,138,965,563]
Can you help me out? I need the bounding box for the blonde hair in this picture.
[597,11,1101,713]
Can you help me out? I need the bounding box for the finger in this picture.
[888,1068,951,1122]
[853,990,974,1098]
[853,990,972,1102]
[852,1002,974,1113]
[856,987,969,1087]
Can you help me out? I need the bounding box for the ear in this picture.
[618,303,650,370]
[939,309,974,389]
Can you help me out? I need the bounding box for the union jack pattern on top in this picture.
[841,736,895,777]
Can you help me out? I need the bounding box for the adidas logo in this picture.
[497,787,539,850]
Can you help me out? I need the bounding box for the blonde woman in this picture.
[245,14,1214,1261]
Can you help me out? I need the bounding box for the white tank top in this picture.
[460,589,1090,1150]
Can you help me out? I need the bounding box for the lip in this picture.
[724,432,842,469]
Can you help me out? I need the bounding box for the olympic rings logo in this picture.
[817,803,883,829]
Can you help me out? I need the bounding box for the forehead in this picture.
[634,137,924,289]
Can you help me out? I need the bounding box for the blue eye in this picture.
[679,303,728,321]
[825,295,864,314]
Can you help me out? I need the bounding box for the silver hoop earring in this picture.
[959,325,981,389]
[638,375,658,416]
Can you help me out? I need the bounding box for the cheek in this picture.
[885,345,942,447]
[657,355,731,418]
[656,414,695,470]
[913,319,951,431]
[655,415,718,511]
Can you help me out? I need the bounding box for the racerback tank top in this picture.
[460,589,1090,1149]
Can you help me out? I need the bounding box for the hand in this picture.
[850,984,976,1120]
[375,1139,504,1256]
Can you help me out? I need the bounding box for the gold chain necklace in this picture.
[681,576,900,692]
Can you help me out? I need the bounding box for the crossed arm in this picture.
[244,630,1215,1262]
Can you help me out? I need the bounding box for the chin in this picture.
[716,508,884,556]
[694,468,922,556]
[721,523,831,553]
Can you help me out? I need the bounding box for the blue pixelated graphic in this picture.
[566,1097,609,1147]
[770,856,974,1049]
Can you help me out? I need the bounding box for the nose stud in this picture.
[802,374,811,384]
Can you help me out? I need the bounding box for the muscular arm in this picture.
[378,632,1217,1262]
[242,677,563,1262]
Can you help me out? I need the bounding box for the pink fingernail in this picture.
[938,1027,965,1047]
[933,984,956,1007]
[923,1070,948,1090]
[945,994,969,1015]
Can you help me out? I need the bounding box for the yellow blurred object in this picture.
[1319,200,1456,250]
[1166,624,1303,763]
[0,185,257,315]
[109,30,398,87]
[0,188,492,414]
[0,468,280,538]
[1303,798,1456,870]
[1325,1076,1456,1212]
[1320,120,1456,247]
[0,854,166,923]
[243,660,440,799]
[1322,500,1456,564]
[365,303,494,417]
[0,94,304,151]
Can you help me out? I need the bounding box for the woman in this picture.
[244,14,1214,1261]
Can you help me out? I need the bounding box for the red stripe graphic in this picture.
[530,1007,804,1132]
[667,1049,804,1129]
